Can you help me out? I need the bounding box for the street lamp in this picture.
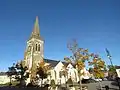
[105,48,113,67]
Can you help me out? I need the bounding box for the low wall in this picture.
[0,75,10,84]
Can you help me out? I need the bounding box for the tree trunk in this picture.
[97,78,102,90]
[41,79,43,87]
[9,76,12,86]
[60,78,61,85]
[65,76,67,87]
[79,76,82,90]
[50,75,51,85]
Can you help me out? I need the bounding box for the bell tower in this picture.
[24,16,44,78]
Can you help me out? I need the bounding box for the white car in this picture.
[94,78,102,82]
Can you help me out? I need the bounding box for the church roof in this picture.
[44,59,60,67]
[29,16,43,41]
[43,58,76,69]
[44,59,68,67]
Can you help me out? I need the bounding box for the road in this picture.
[87,81,119,90]
[0,81,119,90]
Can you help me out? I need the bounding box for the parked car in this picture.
[94,78,102,82]
[102,78,108,81]
[78,78,97,84]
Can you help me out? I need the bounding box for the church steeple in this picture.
[29,16,40,40]
[24,16,44,81]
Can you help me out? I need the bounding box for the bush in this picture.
[27,83,35,87]
[50,79,56,88]
[66,78,73,85]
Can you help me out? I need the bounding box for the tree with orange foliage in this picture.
[89,54,106,79]
[89,54,106,90]
[64,40,93,90]
[36,60,51,87]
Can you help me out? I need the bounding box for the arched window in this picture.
[28,46,31,52]
[38,44,40,51]
[36,44,37,51]
[54,70,56,79]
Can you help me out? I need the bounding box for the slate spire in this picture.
[29,16,40,40]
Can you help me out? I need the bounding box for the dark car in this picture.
[78,78,96,84]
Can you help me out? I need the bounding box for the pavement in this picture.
[58,81,119,90]
[87,81,119,90]
[0,81,119,90]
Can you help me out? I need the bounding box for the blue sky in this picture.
[0,0,120,71]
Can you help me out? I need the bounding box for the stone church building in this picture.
[22,16,90,85]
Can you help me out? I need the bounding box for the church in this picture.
[22,16,91,85]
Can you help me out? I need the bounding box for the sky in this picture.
[0,0,120,71]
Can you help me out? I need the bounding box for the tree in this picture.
[7,61,29,87]
[107,65,116,79]
[89,54,106,79]
[15,61,29,86]
[61,66,68,84]
[50,79,56,90]
[36,61,50,87]
[89,67,94,74]
[64,40,93,90]
[7,63,17,86]
[89,54,106,90]
[66,77,73,86]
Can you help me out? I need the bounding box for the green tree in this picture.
[66,77,73,86]
[15,61,28,86]
[89,67,94,74]
[7,61,28,87]
[107,65,116,78]
[50,79,56,90]
[7,63,17,86]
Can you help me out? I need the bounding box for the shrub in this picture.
[50,79,56,88]
[66,78,73,85]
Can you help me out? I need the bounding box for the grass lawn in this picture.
[0,81,20,87]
